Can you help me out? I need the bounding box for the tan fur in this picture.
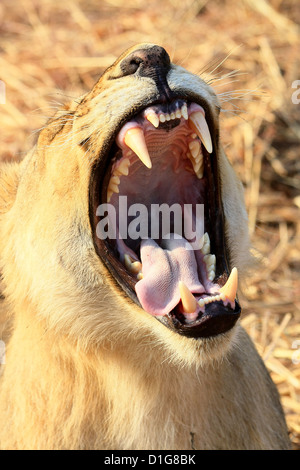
[0,44,291,450]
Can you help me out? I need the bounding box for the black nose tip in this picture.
[120,45,171,78]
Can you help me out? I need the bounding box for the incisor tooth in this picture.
[219,267,238,303]
[124,127,152,169]
[188,112,213,154]
[178,281,197,313]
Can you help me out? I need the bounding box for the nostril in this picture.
[121,56,143,77]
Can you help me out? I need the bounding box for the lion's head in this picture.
[1,44,251,366]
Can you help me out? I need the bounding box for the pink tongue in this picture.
[135,236,204,316]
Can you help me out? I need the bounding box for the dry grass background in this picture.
[0,0,299,449]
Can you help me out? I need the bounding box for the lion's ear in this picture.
[0,161,21,216]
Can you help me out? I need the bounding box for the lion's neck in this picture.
[0,312,212,449]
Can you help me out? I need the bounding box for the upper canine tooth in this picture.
[124,127,152,169]
[219,267,238,303]
[145,112,159,128]
[178,281,197,313]
[188,112,213,154]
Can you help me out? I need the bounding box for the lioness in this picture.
[0,44,291,450]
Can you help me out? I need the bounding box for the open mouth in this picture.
[90,97,241,339]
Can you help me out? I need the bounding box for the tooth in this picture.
[159,114,166,123]
[188,112,213,154]
[201,232,210,255]
[170,112,176,120]
[145,113,159,128]
[189,140,201,159]
[175,109,182,119]
[192,160,201,174]
[219,267,238,303]
[114,158,130,177]
[110,175,120,185]
[208,271,215,281]
[107,189,113,202]
[182,104,188,120]
[165,113,171,121]
[137,272,143,280]
[124,254,134,271]
[109,183,119,194]
[131,261,142,274]
[124,255,143,275]
[178,281,197,313]
[124,127,152,169]
[204,254,216,269]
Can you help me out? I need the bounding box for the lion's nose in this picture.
[120,45,172,100]
[120,45,171,78]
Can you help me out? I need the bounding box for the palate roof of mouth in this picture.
[108,105,207,254]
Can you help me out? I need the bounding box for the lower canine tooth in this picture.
[219,267,238,303]
[188,112,213,154]
[124,127,152,169]
[178,281,197,313]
